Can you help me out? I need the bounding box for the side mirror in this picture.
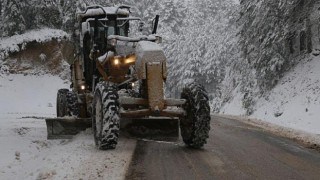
[155,36,162,44]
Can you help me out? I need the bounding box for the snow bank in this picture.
[0,74,136,179]
[222,56,320,135]
[0,28,69,60]
[217,114,320,150]
[220,88,246,115]
[252,56,320,134]
[0,74,69,116]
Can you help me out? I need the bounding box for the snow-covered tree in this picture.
[2,0,26,36]
[0,0,3,16]
[46,0,77,31]
[0,0,4,36]
[164,0,239,102]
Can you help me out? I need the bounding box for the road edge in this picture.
[213,114,320,152]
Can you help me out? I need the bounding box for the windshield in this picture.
[89,20,128,37]
[117,20,129,36]
[88,19,129,53]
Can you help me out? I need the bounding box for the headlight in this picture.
[111,55,136,66]
[113,58,120,65]
[80,85,86,90]
[124,55,136,64]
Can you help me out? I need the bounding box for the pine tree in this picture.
[0,0,2,17]
[51,0,77,31]
[0,0,4,37]
[22,1,39,30]
[2,0,26,36]
[165,0,238,95]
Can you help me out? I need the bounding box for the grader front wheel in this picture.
[92,82,120,150]
[180,82,211,148]
[66,91,79,117]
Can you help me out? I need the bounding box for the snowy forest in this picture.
[0,0,319,115]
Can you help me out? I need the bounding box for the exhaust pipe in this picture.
[152,15,159,34]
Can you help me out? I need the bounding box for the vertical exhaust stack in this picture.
[152,15,160,34]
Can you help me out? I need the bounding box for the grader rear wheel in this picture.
[66,91,79,117]
[57,89,69,117]
[56,89,79,117]
[180,82,211,148]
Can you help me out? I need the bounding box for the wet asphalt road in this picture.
[125,115,320,180]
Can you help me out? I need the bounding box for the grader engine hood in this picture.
[135,41,167,80]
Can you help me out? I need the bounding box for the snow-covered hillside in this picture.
[218,0,320,138]
[222,55,320,135]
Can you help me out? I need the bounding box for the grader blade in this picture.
[121,118,179,142]
[45,118,91,139]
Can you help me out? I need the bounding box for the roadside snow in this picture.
[0,74,68,116]
[217,114,320,150]
[222,56,320,135]
[0,74,135,180]
[220,90,246,115]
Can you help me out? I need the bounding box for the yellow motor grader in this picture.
[46,5,211,149]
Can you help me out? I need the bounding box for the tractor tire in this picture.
[92,82,120,150]
[56,89,69,117]
[180,82,211,148]
[66,91,79,117]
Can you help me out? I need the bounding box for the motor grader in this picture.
[46,5,211,149]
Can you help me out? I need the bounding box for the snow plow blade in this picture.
[45,118,91,139]
[121,118,179,142]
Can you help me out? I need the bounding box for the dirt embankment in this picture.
[2,39,74,78]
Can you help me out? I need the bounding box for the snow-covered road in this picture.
[0,74,136,180]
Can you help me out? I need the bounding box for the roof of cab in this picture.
[77,6,129,21]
